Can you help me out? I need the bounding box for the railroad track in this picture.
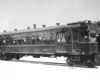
[0,59,92,68]
[12,60,69,66]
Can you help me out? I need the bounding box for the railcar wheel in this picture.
[1,53,6,60]
[16,56,20,60]
[0,53,3,60]
[86,59,95,68]
[13,54,20,60]
[87,63,95,68]
[66,58,73,66]
[3,54,12,60]
[94,54,100,65]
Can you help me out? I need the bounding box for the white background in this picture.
[0,56,100,80]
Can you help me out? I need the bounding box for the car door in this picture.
[71,29,79,54]
[56,31,67,53]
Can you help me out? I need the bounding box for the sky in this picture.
[0,0,100,32]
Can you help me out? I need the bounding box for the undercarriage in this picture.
[66,55,100,68]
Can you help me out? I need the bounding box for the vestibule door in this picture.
[56,31,66,53]
[71,30,79,54]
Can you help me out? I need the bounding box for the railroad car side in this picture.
[0,21,100,68]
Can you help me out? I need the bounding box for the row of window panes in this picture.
[0,36,55,45]
[66,31,89,44]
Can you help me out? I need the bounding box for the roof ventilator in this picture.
[56,23,60,26]
[3,30,6,32]
[42,25,46,28]
[27,27,30,29]
[33,24,36,29]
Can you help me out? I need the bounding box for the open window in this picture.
[21,37,27,45]
[66,30,71,44]
[79,31,89,42]
[18,38,22,45]
[32,37,37,44]
[2,35,7,45]
[57,32,66,42]
[73,30,78,41]
[90,33,97,42]
[27,37,32,44]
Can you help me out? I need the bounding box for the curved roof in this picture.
[0,24,80,35]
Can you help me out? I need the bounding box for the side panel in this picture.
[56,43,68,53]
[89,43,98,53]
[79,43,90,55]
[79,43,98,55]
[0,45,56,54]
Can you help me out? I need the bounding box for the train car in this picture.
[0,20,100,67]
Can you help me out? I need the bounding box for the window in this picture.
[36,31,56,45]
[0,31,56,45]
[0,35,8,45]
[90,33,97,42]
[32,37,37,44]
[3,39,6,45]
[6,37,10,45]
[50,32,56,44]
[22,38,27,45]
[8,34,18,45]
[17,38,21,45]
[27,37,32,44]
[79,31,89,42]
[73,31,78,41]
[57,32,66,42]
[66,32,71,44]
[13,39,18,45]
